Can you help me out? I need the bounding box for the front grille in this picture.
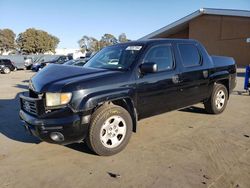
[22,99,37,115]
[20,93,45,116]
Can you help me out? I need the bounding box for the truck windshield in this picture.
[84,44,143,70]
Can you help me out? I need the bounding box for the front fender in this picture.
[70,88,136,112]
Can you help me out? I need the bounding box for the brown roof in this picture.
[139,8,250,40]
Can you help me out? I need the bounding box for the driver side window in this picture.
[144,44,174,72]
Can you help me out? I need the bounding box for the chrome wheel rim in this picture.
[100,115,126,148]
[4,68,10,74]
[215,89,225,110]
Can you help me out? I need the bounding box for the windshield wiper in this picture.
[99,67,128,71]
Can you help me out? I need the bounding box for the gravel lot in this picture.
[0,69,249,188]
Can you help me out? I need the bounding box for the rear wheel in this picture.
[86,104,132,156]
[2,67,11,74]
[204,83,228,114]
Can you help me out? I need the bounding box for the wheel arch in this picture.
[92,97,138,133]
[209,70,230,98]
[215,79,229,97]
[111,98,137,133]
[74,89,137,132]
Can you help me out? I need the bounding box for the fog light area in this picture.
[50,132,64,142]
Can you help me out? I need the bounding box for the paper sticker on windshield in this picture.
[126,46,142,51]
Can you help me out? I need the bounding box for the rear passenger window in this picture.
[4,60,10,65]
[3,60,8,65]
[178,44,201,67]
[144,45,174,71]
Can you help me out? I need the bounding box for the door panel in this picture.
[177,43,209,107]
[136,44,181,119]
[178,69,209,107]
[136,71,181,118]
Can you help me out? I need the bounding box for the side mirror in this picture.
[140,62,158,74]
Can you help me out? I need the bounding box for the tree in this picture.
[100,33,118,48]
[0,29,16,54]
[78,35,100,52]
[78,33,129,53]
[16,28,59,54]
[118,33,128,43]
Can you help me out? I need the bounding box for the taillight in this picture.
[11,61,15,65]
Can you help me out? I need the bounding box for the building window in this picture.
[178,44,201,67]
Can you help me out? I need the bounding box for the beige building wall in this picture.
[189,15,250,66]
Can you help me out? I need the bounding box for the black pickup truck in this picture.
[19,39,236,156]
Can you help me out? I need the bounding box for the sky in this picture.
[0,0,249,48]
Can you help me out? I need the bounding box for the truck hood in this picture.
[30,64,117,93]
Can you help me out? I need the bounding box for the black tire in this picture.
[2,67,11,74]
[26,65,32,70]
[204,83,228,114]
[86,104,133,156]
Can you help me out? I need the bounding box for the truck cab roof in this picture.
[118,38,199,46]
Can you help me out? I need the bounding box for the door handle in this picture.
[203,70,209,78]
[172,74,182,84]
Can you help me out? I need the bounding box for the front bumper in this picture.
[19,108,89,145]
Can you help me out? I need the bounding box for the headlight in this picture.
[46,92,72,107]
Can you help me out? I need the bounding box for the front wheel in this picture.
[204,83,228,114]
[2,67,11,74]
[86,104,132,156]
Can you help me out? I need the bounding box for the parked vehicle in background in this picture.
[23,54,44,70]
[24,56,33,70]
[32,55,69,71]
[28,55,45,64]
[0,55,25,69]
[31,55,59,71]
[49,55,69,64]
[0,59,17,74]
[19,39,237,156]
